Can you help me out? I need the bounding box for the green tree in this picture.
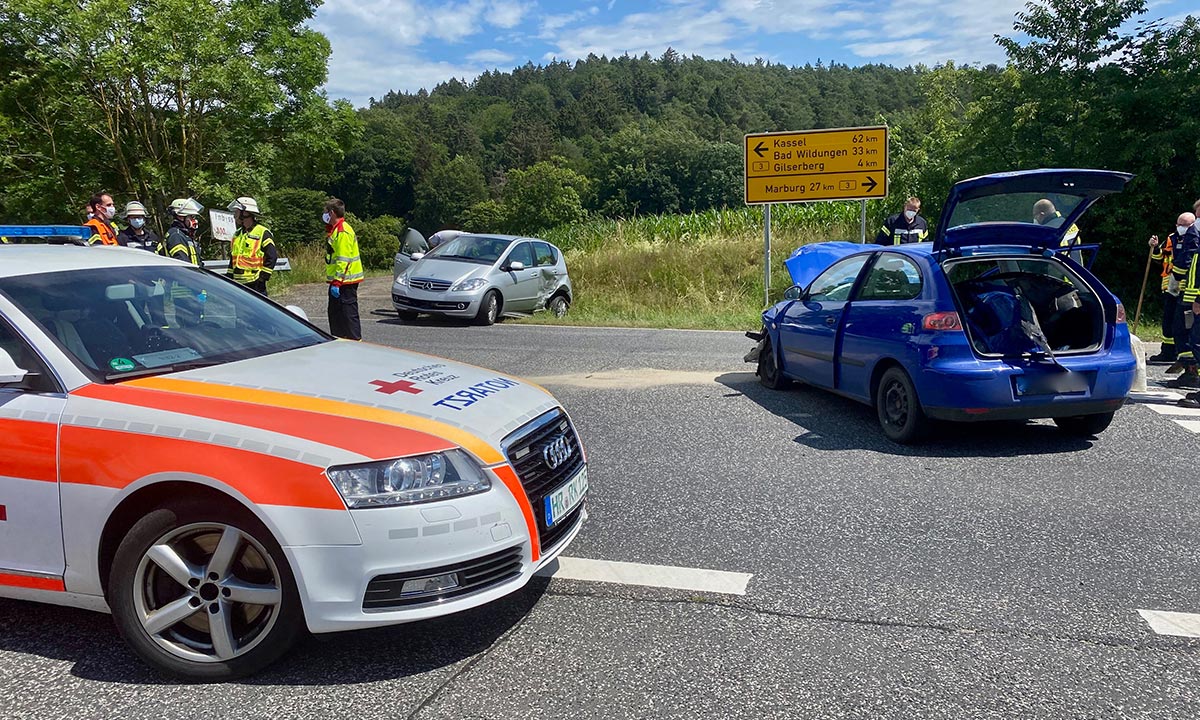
[0,0,348,221]
[411,155,488,234]
[499,160,589,234]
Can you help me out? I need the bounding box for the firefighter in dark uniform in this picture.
[1167,213,1200,389]
[163,198,205,326]
[874,197,928,245]
[1148,229,1180,364]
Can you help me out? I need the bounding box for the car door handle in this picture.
[824,316,836,326]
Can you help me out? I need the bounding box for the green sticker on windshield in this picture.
[109,357,136,372]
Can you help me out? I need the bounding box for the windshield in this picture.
[424,235,512,264]
[0,265,329,381]
[946,192,1087,232]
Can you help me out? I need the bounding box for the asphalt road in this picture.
[5,279,1200,718]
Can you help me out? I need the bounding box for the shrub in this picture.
[264,187,328,251]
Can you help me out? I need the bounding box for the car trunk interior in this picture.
[945,256,1106,357]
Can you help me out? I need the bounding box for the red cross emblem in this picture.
[369,379,423,395]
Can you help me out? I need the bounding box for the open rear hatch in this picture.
[933,169,1132,257]
[934,169,1131,359]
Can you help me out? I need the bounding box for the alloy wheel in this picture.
[883,379,909,429]
[132,523,282,663]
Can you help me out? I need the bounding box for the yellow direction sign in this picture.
[744,126,888,205]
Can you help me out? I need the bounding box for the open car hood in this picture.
[783,241,864,290]
[933,169,1133,254]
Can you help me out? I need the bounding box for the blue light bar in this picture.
[0,225,94,239]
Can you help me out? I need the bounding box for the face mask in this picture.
[322,212,332,225]
[1179,226,1191,236]
[903,210,917,221]
[130,218,145,229]
[104,205,116,219]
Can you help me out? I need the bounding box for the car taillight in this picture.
[922,311,962,331]
[1115,303,1126,324]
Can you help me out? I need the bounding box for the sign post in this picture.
[745,125,889,302]
[763,204,772,307]
[860,200,867,244]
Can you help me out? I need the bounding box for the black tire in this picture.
[474,290,500,326]
[757,335,790,390]
[875,366,928,444]
[396,310,419,321]
[107,500,304,681]
[1053,412,1114,437]
[548,294,570,318]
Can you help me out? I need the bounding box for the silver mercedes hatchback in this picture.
[391,234,573,325]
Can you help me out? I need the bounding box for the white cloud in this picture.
[542,5,751,60]
[311,0,1049,105]
[467,48,518,63]
[486,0,532,27]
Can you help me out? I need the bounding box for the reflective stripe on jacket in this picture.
[85,218,119,246]
[325,219,363,285]
[163,225,200,266]
[230,224,278,283]
[874,213,929,245]
[1152,235,1176,292]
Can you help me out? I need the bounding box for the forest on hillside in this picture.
[1,0,1198,296]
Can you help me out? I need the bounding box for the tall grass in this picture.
[268,242,331,294]
[524,206,862,329]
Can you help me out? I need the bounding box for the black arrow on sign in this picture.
[753,141,767,158]
[863,176,878,192]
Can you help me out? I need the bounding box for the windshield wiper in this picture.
[105,359,224,382]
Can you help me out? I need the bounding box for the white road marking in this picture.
[1129,389,1184,403]
[1138,609,1200,638]
[1172,419,1200,433]
[539,556,753,596]
[1144,404,1200,417]
[528,368,724,389]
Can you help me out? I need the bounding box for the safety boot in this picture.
[1148,351,1177,365]
[1166,361,1185,374]
[1166,368,1200,389]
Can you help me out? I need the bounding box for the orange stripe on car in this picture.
[72,384,456,461]
[61,426,345,510]
[0,572,65,592]
[491,464,540,562]
[124,377,506,465]
[0,419,57,482]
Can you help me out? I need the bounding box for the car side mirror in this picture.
[783,285,803,301]
[411,252,425,261]
[284,305,310,322]
[0,347,30,386]
[507,261,525,272]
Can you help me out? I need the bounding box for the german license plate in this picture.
[544,467,588,529]
[1015,371,1090,396]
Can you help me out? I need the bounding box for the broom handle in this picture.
[1133,245,1154,331]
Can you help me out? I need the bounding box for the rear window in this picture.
[947,193,1087,231]
[534,242,557,266]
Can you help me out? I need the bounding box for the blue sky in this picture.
[309,0,1198,107]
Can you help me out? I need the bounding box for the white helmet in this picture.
[168,198,204,217]
[122,201,148,218]
[228,196,260,215]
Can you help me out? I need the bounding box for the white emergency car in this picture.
[0,244,588,680]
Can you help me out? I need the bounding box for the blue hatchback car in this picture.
[747,169,1138,443]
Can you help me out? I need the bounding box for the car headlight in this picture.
[327,450,491,508]
[451,277,488,292]
[395,274,409,287]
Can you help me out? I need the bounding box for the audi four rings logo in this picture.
[542,434,573,469]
